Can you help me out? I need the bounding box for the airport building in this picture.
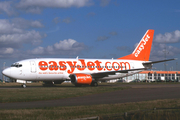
[123,71,180,82]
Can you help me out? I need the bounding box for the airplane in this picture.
[2,29,175,88]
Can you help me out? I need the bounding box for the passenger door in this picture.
[30,61,36,73]
[29,61,37,80]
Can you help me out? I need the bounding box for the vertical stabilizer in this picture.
[118,29,154,61]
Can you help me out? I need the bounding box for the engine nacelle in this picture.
[70,74,92,85]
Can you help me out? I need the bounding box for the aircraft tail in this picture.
[118,29,154,61]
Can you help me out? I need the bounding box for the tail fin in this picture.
[118,29,154,61]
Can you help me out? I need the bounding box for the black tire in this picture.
[91,82,98,87]
[94,82,98,87]
[22,84,26,88]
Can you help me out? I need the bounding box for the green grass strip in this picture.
[0,83,129,103]
[0,99,180,120]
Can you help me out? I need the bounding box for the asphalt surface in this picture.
[1,84,180,109]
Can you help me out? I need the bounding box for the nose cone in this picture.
[2,68,11,77]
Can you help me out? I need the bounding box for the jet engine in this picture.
[70,73,93,86]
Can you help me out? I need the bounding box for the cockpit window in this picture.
[11,63,22,68]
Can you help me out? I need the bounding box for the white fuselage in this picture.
[2,58,145,81]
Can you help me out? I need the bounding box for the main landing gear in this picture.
[74,82,98,87]
[21,84,26,88]
[91,82,98,87]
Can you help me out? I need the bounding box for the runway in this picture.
[1,84,180,109]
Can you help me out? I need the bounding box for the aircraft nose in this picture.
[2,68,11,77]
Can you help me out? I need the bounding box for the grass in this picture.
[0,99,180,120]
[1,82,180,103]
[0,82,130,103]
[1,82,180,119]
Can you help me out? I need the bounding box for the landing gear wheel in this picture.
[94,82,98,87]
[22,84,26,88]
[91,82,98,87]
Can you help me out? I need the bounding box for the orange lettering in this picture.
[59,61,67,71]
[77,59,86,71]
[66,61,77,74]
[39,60,131,73]
[105,62,112,71]
[39,61,48,71]
[120,62,130,70]
[87,61,95,71]
[94,60,103,71]
[112,62,120,71]
[49,61,58,71]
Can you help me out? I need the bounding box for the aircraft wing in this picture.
[90,68,146,78]
[90,58,176,79]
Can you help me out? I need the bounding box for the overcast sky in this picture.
[1,0,180,78]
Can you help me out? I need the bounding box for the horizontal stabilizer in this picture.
[143,58,176,65]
